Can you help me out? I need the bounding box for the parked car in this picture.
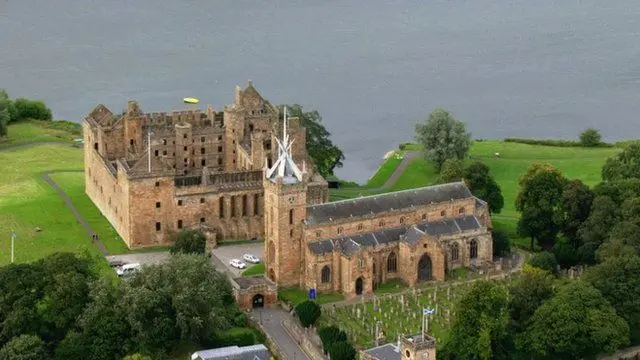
[229,259,247,269]
[243,254,260,264]
[116,263,141,277]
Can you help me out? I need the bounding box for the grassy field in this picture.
[0,143,100,265]
[242,262,265,276]
[48,172,129,254]
[0,120,81,149]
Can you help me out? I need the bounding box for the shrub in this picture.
[580,128,602,147]
[294,300,321,327]
[504,137,612,148]
[328,341,356,360]
[318,326,347,354]
[492,229,511,256]
[552,238,578,268]
[526,252,558,274]
[12,98,52,122]
[46,120,82,135]
[213,328,256,347]
[170,229,206,255]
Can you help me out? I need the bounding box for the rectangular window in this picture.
[231,196,236,218]
[178,200,183,206]
[155,222,161,231]
[289,209,294,225]
[177,220,183,229]
[218,136,222,141]
[163,150,167,155]
[242,195,247,216]
[184,146,187,151]
[200,198,205,204]
[218,146,223,153]
[201,136,205,142]
[201,148,205,154]
[200,217,205,223]
[155,181,160,187]
[155,202,161,208]
[218,158,223,165]
[219,197,224,218]
[183,134,187,139]
[254,194,259,215]
[154,150,159,156]
[201,159,206,166]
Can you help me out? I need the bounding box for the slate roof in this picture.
[364,343,400,360]
[191,344,269,360]
[308,215,483,255]
[305,182,472,225]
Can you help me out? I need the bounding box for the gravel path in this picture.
[380,151,420,189]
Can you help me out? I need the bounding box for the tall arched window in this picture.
[399,217,405,224]
[440,210,446,217]
[379,220,385,227]
[451,243,459,261]
[321,265,331,283]
[459,207,465,215]
[337,227,343,235]
[289,209,294,225]
[470,239,478,259]
[387,252,397,273]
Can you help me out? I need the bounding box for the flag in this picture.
[423,308,435,315]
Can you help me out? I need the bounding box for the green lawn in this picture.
[242,262,265,276]
[0,121,80,149]
[365,151,404,188]
[278,288,345,306]
[374,278,408,295]
[0,144,103,265]
[48,172,129,254]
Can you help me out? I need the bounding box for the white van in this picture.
[116,263,141,277]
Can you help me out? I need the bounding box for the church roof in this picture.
[305,182,473,225]
[307,214,483,256]
[363,343,400,360]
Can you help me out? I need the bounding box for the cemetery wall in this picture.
[282,318,326,360]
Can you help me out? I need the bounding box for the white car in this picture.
[229,259,247,269]
[243,254,260,264]
[116,263,141,277]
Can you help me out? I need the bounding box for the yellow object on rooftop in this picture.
[183,97,199,104]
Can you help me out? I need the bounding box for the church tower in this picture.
[263,107,308,287]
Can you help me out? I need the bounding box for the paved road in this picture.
[213,242,264,276]
[249,308,309,360]
[381,151,420,189]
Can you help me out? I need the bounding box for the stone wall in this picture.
[282,318,326,360]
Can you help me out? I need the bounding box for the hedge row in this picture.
[503,138,613,148]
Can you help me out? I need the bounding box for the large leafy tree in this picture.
[525,252,558,275]
[464,161,504,214]
[579,128,602,147]
[328,341,356,360]
[508,265,554,331]
[577,196,620,264]
[279,104,344,177]
[583,255,640,343]
[602,143,640,181]
[442,281,509,360]
[518,281,629,359]
[560,179,594,247]
[294,300,321,328]
[415,108,471,170]
[516,164,566,250]
[12,98,52,122]
[439,158,465,183]
[0,89,11,137]
[0,334,47,360]
[170,229,206,255]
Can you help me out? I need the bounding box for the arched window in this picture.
[337,227,343,235]
[379,220,385,227]
[289,209,294,225]
[357,223,363,231]
[421,214,427,221]
[459,207,465,215]
[387,252,397,273]
[321,265,331,283]
[451,243,459,261]
[399,217,405,224]
[470,239,478,259]
[440,210,446,217]
[316,230,322,238]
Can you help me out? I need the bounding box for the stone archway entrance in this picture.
[355,277,364,295]
[268,268,276,282]
[252,294,264,308]
[418,254,432,281]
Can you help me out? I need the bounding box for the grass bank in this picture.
[0,120,81,149]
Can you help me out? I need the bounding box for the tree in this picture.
[622,197,640,226]
[578,196,620,253]
[328,341,356,360]
[279,104,344,177]
[12,98,52,122]
[517,281,629,359]
[0,335,47,360]
[123,354,153,360]
[526,252,558,275]
[294,300,321,328]
[584,255,640,343]
[492,229,510,257]
[439,158,465,183]
[602,143,640,181]
[508,265,554,329]
[464,162,504,214]
[170,229,206,255]
[0,89,11,137]
[579,128,602,147]
[516,165,566,250]
[552,238,578,268]
[415,108,471,170]
[318,326,347,354]
[443,281,509,360]
[560,179,594,247]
